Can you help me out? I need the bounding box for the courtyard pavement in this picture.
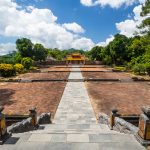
[0,66,145,150]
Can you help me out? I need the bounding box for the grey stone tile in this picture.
[89,134,118,142]
[51,134,67,142]
[46,143,71,150]
[67,134,89,143]
[98,142,123,150]
[70,143,99,150]
[28,134,52,142]
[98,142,145,150]
[0,145,16,150]
[16,142,48,150]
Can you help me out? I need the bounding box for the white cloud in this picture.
[62,22,85,33]
[80,0,138,8]
[0,43,16,55]
[116,20,139,37]
[80,0,95,7]
[97,35,114,47]
[115,4,147,37]
[133,5,143,20]
[72,38,95,50]
[0,0,95,55]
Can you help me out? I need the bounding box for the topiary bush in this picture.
[132,64,146,75]
[0,64,16,77]
[21,57,33,70]
[14,63,24,74]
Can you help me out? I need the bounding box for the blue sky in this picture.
[17,0,137,42]
[0,0,145,55]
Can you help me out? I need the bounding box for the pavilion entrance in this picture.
[66,53,85,65]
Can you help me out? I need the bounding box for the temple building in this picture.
[66,53,86,65]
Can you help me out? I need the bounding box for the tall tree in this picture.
[16,38,34,58]
[89,46,103,61]
[106,34,129,65]
[139,0,150,34]
[33,44,48,61]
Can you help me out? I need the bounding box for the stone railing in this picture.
[0,107,51,144]
[101,106,150,145]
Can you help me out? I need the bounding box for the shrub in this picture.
[145,63,150,75]
[29,66,38,70]
[21,57,33,70]
[14,64,24,74]
[132,64,146,75]
[114,66,126,71]
[0,64,16,77]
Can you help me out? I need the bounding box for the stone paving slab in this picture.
[51,134,67,142]
[54,68,97,124]
[28,134,52,142]
[67,134,89,143]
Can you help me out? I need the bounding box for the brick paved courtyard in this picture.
[17,72,69,80]
[0,66,150,119]
[0,81,67,118]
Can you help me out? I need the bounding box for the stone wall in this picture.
[8,113,51,133]
[35,61,66,66]
[99,113,139,134]
[34,60,103,66]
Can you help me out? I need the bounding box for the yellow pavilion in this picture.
[66,53,86,65]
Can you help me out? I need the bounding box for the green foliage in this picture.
[128,37,146,58]
[89,46,103,61]
[0,64,16,77]
[14,64,24,74]
[139,0,150,34]
[33,44,48,61]
[92,34,130,65]
[29,66,38,70]
[0,52,16,64]
[47,48,86,61]
[14,52,22,63]
[21,57,33,70]
[114,66,126,71]
[16,38,34,58]
[141,0,150,16]
[132,64,146,75]
[145,62,150,75]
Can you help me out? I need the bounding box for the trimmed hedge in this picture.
[0,64,16,77]
[14,64,24,74]
[21,57,33,70]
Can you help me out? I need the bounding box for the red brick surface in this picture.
[81,67,111,71]
[0,82,66,118]
[17,72,69,80]
[86,82,150,117]
[41,67,70,72]
[82,72,132,80]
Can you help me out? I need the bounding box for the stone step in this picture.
[27,132,142,145]
[40,123,109,130]
[30,124,120,134]
[30,130,119,134]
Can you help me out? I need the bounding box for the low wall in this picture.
[34,61,103,66]
[85,61,102,65]
[35,61,66,66]
[99,113,138,134]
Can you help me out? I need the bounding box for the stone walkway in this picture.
[0,66,145,150]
